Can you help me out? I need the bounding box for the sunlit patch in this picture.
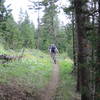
[64,58,73,63]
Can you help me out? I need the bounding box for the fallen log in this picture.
[0,54,23,61]
[0,49,25,64]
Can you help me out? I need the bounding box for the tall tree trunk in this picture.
[74,0,91,99]
[95,0,100,100]
[71,10,80,92]
[72,11,77,68]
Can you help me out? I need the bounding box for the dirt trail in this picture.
[40,64,59,100]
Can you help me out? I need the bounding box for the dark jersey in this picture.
[51,46,56,53]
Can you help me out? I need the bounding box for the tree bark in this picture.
[74,0,91,99]
[95,0,100,100]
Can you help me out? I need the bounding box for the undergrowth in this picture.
[0,48,52,89]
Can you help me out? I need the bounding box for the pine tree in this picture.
[18,11,35,48]
[39,0,59,50]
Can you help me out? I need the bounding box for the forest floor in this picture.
[0,63,59,100]
[0,62,80,100]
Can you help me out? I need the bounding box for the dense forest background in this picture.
[0,0,73,58]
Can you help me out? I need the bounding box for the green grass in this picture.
[0,48,52,89]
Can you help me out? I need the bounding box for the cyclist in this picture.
[49,44,59,64]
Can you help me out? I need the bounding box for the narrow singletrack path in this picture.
[40,64,59,100]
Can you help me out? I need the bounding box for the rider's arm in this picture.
[56,47,59,53]
[48,46,51,53]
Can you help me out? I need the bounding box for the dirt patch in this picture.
[0,83,40,100]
